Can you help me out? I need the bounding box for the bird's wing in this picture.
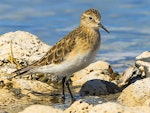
[31,34,76,66]
[12,30,78,76]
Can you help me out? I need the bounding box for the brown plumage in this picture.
[12,8,109,103]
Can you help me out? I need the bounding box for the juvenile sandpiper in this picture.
[12,8,109,103]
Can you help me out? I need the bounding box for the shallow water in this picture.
[0,0,149,73]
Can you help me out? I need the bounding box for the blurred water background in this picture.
[0,0,149,73]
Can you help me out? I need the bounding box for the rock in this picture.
[79,79,120,96]
[71,61,120,96]
[64,99,94,113]
[0,110,9,113]
[0,79,61,113]
[136,51,150,61]
[136,51,150,77]
[19,105,63,113]
[118,65,145,87]
[0,88,16,105]
[89,102,150,113]
[71,61,116,86]
[143,99,150,106]
[118,78,150,106]
[12,78,55,93]
[118,51,150,88]
[64,97,107,113]
[0,76,56,94]
[0,31,50,74]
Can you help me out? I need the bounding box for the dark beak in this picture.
[98,23,110,33]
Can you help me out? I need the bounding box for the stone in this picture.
[0,88,16,105]
[0,31,50,74]
[64,99,94,113]
[0,110,9,113]
[136,51,150,60]
[71,61,120,96]
[79,79,120,96]
[19,105,63,113]
[136,51,150,77]
[71,60,115,86]
[143,99,150,106]
[118,65,145,87]
[12,78,55,93]
[64,97,106,113]
[0,79,61,113]
[89,102,150,113]
[118,78,150,106]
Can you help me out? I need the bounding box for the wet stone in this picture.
[79,79,120,96]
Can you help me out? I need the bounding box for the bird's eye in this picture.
[89,16,93,20]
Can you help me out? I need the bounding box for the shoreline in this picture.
[0,31,149,113]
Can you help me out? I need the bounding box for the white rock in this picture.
[143,99,150,106]
[0,31,50,62]
[0,89,16,105]
[136,61,150,77]
[12,79,55,93]
[118,66,145,87]
[19,105,63,113]
[71,61,119,95]
[136,51,150,60]
[118,78,150,106]
[89,102,150,113]
[71,61,114,86]
[0,31,50,74]
[65,99,94,113]
[136,51,150,77]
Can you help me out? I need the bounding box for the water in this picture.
[0,0,149,73]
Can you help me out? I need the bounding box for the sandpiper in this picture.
[12,8,109,103]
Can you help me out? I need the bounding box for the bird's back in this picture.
[12,8,108,77]
[12,26,100,77]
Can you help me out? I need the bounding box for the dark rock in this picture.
[80,79,120,96]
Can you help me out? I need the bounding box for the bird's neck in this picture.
[77,25,100,52]
[77,25,100,44]
[79,25,99,34]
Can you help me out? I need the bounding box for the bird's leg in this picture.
[65,79,76,104]
[62,77,66,99]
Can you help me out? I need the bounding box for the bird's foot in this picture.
[71,97,76,104]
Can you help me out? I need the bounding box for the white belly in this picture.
[33,49,98,77]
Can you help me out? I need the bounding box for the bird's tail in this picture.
[11,66,34,78]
